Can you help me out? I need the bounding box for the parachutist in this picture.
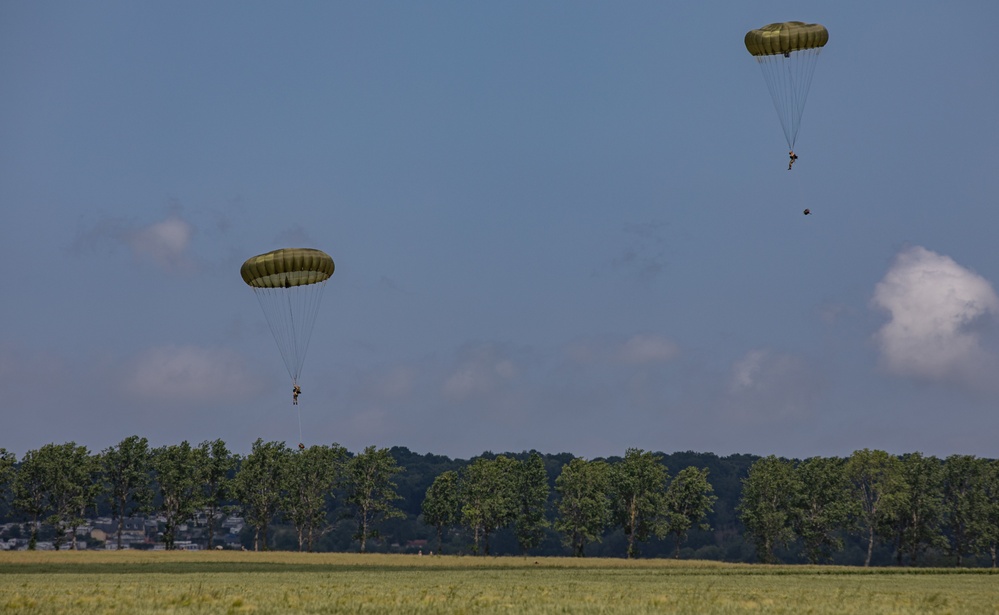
[298,443,305,451]
[803,208,811,215]
[746,23,827,167]
[787,150,798,170]
[293,384,301,405]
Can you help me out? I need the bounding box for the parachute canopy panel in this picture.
[241,248,334,289]
[745,22,828,57]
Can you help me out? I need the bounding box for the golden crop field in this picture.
[1,551,997,614]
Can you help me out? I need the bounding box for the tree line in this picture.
[1,437,404,553]
[0,440,714,558]
[738,450,999,567]
[421,449,715,559]
[1,439,996,566]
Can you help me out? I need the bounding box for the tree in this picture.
[234,439,291,551]
[283,443,346,551]
[610,448,670,559]
[51,444,101,550]
[845,449,904,567]
[514,452,551,554]
[980,460,999,568]
[13,448,47,549]
[14,443,99,550]
[942,454,989,566]
[665,466,717,559]
[197,439,238,550]
[737,455,799,564]
[422,470,460,554]
[887,453,945,566]
[100,435,153,550]
[344,445,405,553]
[792,456,850,564]
[151,441,204,550]
[0,448,18,517]
[555,458,610,557]
[460,456,518,555]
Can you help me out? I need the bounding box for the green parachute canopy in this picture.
[745,21,828,57]
[241,248,334,384]
[240,247,334,288]
[745,21,828,150]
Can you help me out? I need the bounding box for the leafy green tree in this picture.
[18,443,99,550]
[234,439,291,551]
[100,435,153,549]
[792,456,850,564]
[610,448,670,559]
[942,454,989,566]
[422,470,460,554]
[0,448,17,516]
[887,453,945,566]
[555,458,610,557]
[58,444,101,550]
[151,441,204,550]
[514,452,551,554]
[283,443,346,551]
[197,439,238,550]
[460,455,518,555]
[845,449,904,567]
[738,455,799,564]
[14,443,99,550]
[344,445,405,553]
[980,460,999,568]
[665,466,717,559]
[13,448,47,548]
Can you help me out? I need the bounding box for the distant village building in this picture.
[1,513,250,551]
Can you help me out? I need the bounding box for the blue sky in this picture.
[2,2,998,459]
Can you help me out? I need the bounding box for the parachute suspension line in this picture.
[252,279,329,383]
[757,48,822,149]
[283,288,300,380]
[290,278,328,382]
[794,48,822,147]
[785,48,820,148]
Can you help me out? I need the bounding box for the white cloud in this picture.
[442,343,519,401]
[123,345,261,403]
[730,349,812,395]
[872,246,999,386]
[127,215,195,271]
[616,334,679,364]
[731,349,769,391]
[564,333,679,366]
[727,348,819,421]
[72,212,197,273]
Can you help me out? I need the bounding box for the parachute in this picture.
[240,248,334,389]
[745,21,828,151]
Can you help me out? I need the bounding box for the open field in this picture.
[1,551,997,614]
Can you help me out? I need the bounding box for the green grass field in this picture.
[1,551,996,614]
